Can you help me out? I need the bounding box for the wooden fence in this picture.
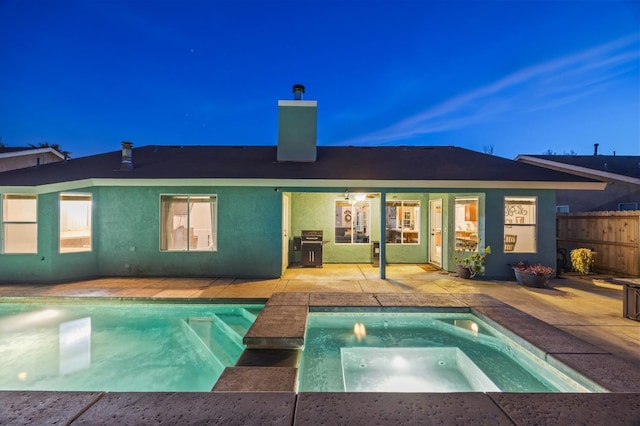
[557,211,640,277]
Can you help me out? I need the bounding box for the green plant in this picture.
[455,241,491,278]
[570,248,594,276]
[513,261,554,278]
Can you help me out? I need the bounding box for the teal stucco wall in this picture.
[483,189,557,280]
[0,185,556,283]
[94,186,282,278]
[0,186,283,283]
[0,189,99,283]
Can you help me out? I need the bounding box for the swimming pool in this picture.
[298,311,606,393]
[0,300,263,392]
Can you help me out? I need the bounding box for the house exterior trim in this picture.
[0,147,65,161]
[0,178,606,194]
[515,155,640,186]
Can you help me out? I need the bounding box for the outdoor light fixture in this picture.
[344,190,349,200]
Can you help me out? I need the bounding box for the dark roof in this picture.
[526,155,640,180]
[0,145,598,186]
[0,147,39,154]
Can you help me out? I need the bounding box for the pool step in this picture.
[243,305,308,349]
[181,307,260,371]
[180,319,226,372]
[214,307,257,339]
[185,309,256,366]
[187,317,239,366]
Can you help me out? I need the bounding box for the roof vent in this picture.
[594,143,599,156]
[121,141,133,171]
[293,84,305,100]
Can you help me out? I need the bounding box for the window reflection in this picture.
[60,194,92,253]
[504,196,537,253]
[335,200,370,244]
[160,195,217,251]
[385,201,419,244]
[454,197,478,251]
[2,194,38,253]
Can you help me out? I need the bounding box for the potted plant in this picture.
[454,241,491,279]
[512,261,555,288]
[570,248,595,278]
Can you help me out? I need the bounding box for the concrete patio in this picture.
[1,264,639,425]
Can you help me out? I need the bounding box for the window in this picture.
[504,196,537,253]
[2,194,37,253]
[556,205,570,213]
[161,195,217,251]
[454,197,478,251]
[335,199,370,244]
[385,201,420,244]
[619,202,638,211]
[60,194,92,253]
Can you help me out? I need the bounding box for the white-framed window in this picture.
[335,199,370,244]
[60,193,92,253]
[504,196,537,253]
[454,197,478,251]
[556,205,570,213]
[385,200,420,244]
[619,202,637,211]
[160,195,217,251]
[2,194,37,253]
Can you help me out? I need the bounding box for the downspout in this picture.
[379,191,386,279]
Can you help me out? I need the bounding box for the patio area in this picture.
[1,265,639,425]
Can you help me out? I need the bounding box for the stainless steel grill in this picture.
[301,230,323,267]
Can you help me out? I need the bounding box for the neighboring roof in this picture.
[515,154,640,186]
[0,145,603,191]
[0,146,66,160]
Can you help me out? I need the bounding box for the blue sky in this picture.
[1,0,638,159]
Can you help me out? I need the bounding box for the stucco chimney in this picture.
[277,84,317,162]
[593,143,599,156]
[121,141,133,170]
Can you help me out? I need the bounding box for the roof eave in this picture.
[515,155,640,186]
[0,178,606,194]
[0,147,65,161]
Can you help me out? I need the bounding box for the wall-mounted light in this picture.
[344,190,349,200]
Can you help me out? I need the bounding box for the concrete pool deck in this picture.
[1,265,639,425]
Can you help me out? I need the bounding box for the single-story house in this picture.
[0,89,605,283]
[516,148,640,212]
[0,146,66,172]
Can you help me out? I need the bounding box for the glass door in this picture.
[429,199,443,265]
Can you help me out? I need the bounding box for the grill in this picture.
[301,230,323,267]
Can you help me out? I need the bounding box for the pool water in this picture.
[0,301,262,392]
[299,312,604,393]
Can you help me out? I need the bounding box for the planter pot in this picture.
[513,268,549,288]
[457,265,472,279]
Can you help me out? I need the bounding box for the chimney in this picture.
[277,84,317,162]
[121,141,133,170]
[593,143,599,156]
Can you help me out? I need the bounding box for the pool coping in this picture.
[2,292,640,425]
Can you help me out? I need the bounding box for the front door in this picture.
[429,199,443,265]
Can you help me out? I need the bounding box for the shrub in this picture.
[570,248,594,276]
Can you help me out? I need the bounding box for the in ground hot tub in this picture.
[298,311,606,393]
